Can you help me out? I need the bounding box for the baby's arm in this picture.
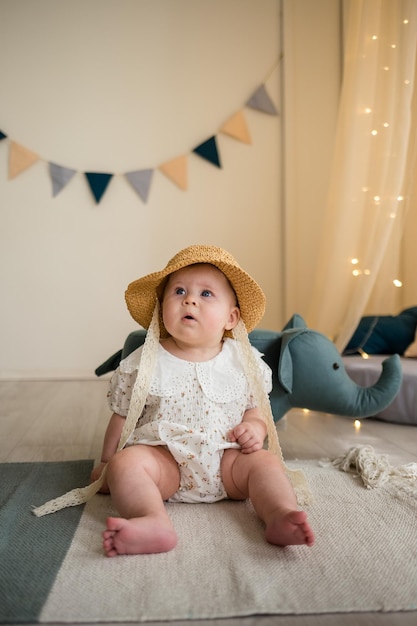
[90,412,126,490]
[228,408,267,454]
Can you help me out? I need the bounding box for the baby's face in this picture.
[161,264,240,346]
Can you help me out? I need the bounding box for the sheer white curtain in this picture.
[307,0,417,351]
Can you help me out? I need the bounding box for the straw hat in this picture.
[125,244,266,336]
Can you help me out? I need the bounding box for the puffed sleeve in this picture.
[106,346,142,416]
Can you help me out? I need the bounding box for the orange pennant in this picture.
[159,155,188,190]
[220,111,251,144]
[9,141,40,179]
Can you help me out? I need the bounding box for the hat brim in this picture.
[125,246,266,335]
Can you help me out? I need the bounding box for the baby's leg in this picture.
[103,444,180,557]
[221,449,314,547]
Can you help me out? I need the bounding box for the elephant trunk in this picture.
[344,354,402,418]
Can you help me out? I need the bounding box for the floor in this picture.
[1,378,417,626]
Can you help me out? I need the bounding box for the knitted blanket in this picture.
[1,457,416,623]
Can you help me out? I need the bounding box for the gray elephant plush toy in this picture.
[250,314,402,422]
[95,314,403,423]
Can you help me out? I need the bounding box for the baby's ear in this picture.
[225,306,241,330]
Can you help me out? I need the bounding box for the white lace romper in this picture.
[108,338,272,503]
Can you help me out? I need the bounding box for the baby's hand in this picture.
[228,422,264,454]
[90,462,110,493]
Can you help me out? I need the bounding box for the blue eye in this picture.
[175,287,186,295]
[201,290,212,297]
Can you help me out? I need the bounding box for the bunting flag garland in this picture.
[125,169,154,203]
[193,136,221,168]
[246,84,279,115]
[1,59,280,204]
[49,162,77,197]
[220,110,251,144]
[159,155,188,191]
[85,172,113,203]
[8,141,40,180]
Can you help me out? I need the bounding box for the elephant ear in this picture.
[282,314,307,331]
[278,328,308,393]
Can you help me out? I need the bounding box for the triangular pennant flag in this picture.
[9,141,40,179]
[220,111,251,144]
[125,169,154,203]
[0,130,7,140]
[246,84,278,115]
[84,172,113,203]
[159,155,188,190]
[193,136,221,168]
[49,162,77,197]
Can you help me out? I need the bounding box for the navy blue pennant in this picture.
[193,136,221,168]
[85,172,113,203]
[0,130,7,140]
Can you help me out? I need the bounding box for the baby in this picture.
[90,245,314,556]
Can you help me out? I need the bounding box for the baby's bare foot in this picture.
[265,510,315,547]
[102,515,178,557]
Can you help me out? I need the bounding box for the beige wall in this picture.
[0,0,340,378]
[282,0,341,321]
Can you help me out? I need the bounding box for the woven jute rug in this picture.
[1,459,416,623]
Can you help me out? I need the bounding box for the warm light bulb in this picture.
[393,279,402,287]
[302,409,310,414]
[372,35,378,40]
[371,130,378,136]
[403,19,409,24]
[374,195,380,202]
[397,195,404,201]
[365,107,372,114]
[354,420,361,430]
[351,258,359,265]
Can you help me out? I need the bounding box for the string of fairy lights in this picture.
[345,16,415,306]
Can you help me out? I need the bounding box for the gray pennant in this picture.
[125,169,154,203]
[246,84,278,115]
[49,162,77,197]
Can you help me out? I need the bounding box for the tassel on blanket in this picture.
[321,445,417,494]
